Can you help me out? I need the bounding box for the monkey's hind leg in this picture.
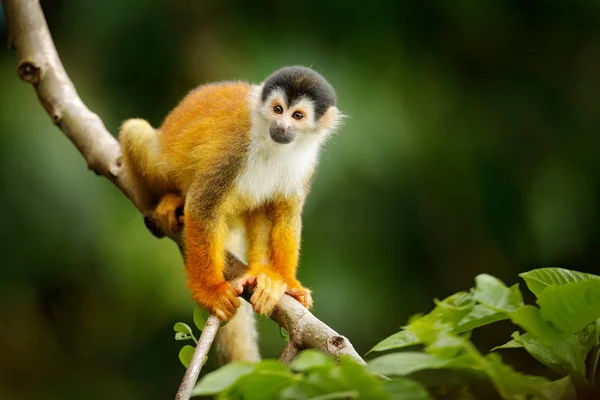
[120,119,182,237]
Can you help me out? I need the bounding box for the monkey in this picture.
[119,66,343,360]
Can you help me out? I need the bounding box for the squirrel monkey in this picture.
[119,66,343,322]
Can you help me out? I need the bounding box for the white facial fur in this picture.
[234,84,343,206]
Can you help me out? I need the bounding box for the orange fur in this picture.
[154,193,184,236]
[119,80,319,319]
[158,82,253,193]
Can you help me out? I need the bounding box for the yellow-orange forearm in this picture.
[185,213,229,303]
[269,199,302,286]
[244,207,272,270]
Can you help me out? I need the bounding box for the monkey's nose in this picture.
[269,123,296,144]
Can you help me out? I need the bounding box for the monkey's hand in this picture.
[233,267,287,315]
[284,279,313,309]
[193,281,241,321]
[146,193,185,238]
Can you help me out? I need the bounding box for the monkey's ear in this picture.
[319,106,346,134]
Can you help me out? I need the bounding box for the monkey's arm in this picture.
[244,207,273,269]
[269,197,313,309]
[184,182,240,321]
[236,207,287,315]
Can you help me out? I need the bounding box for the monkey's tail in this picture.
[119,119,171,207]
[215,226,261,364]
[215,300,260,363]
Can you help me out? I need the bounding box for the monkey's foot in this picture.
[153,193,185,237]
[195,281,241,321]
[234,270,287,315]
[285,280,313,309]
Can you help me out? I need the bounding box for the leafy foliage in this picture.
[175,268,600,398]
[173,306,209,367]
[369,267,600,399]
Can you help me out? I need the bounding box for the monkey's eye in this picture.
[273,105,283,114]
[292,111,304,120]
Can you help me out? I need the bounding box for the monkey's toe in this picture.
[202,282,240,322]
[250,274,286,315]
[286,286,313,309]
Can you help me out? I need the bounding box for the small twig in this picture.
[176,315,221,400]
[279,342,300,364]
[2,1,367,398]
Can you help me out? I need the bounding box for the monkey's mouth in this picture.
[269,123,297,144]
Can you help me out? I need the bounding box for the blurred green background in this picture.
[1,0,599,398]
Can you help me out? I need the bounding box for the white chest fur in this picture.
[235,134,321,206]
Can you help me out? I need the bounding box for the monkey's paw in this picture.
[153,193,185,237]
[285,280,313,309]
[197,282,241,322]
[233,271,286,315]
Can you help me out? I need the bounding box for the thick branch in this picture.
[3,0,365,396]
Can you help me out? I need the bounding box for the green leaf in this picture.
[192,362,255,396]
[304,367,347,394]
[279,326,290,342]
[368,330,421,353]
[290,350,333,372]
[193,306,209,331]
[175,332,193,341]
[369,293,493,354]
[483,353,554,400]
[370,292,476,354]
[509,306,586,378]
[174,322,194,335]
[408,318,473,361]
[576,322,598,354]
[424,292,475,326]
[382,378,433,400]
[519,268,600,297]
[236,362,294,400]
[454,305,508,333]
[304,391,359,399]
[473,274,524,312]
[280,382,326,399]
[254,359,290,373]
[537,279,600,334]
[337,356,386,398]
[545,377,576,400]
[510,332,569,376]
[491,337,523,352]
[179,345,195,368]
[368,352,460,376]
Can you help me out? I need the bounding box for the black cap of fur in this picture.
[261,66,336,119]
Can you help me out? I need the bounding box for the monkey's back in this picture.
[158,81,253,193]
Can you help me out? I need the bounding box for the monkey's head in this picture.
[255,66,344,145]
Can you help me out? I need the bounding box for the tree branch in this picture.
[279,342,300,364]
[2,0,365,397]
[176,315,221,400]
[272,295,366,364]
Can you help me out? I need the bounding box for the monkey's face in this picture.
[262,89,318,144]
[256,66,344,145]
